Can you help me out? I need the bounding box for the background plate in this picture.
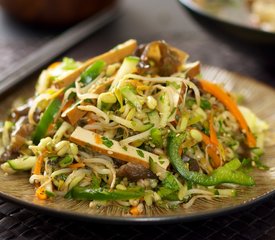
[178,0,275,45]
[1,65,275,223]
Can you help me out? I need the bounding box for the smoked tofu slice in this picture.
[54,39,137,89]
[65,107,86,126]
[70,127,169,169]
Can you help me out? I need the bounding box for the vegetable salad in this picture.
[0,40,269,215]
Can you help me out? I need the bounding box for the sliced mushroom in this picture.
[117,162,156,181]
[136,40,189,76]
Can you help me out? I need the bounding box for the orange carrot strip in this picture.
[200,131,222,169]
[198,79,256,148]
[69,162,85,169]
[130,206,140,216]
[35,187,48,200]
[33,153,44,175]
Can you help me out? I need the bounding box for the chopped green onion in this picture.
[59,155,73,168]
[101,136,113,148]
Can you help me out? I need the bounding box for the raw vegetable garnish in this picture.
[0,39,269,215]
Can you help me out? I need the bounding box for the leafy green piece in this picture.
[101,136,113,148]
[162,173,180,191]
[136,149,144,158]
[186,98,211,110]
[200,99,211,110]
[157,173,180,199]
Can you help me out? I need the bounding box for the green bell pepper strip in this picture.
[167,131,255,186]
[33,98,62,145]
[80,60,106,85]
[65,186,145,201]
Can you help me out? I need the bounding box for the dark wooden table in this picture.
[0,0,275,239]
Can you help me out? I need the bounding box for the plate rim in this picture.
[0,186,273,224]
[0,65,275,224]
